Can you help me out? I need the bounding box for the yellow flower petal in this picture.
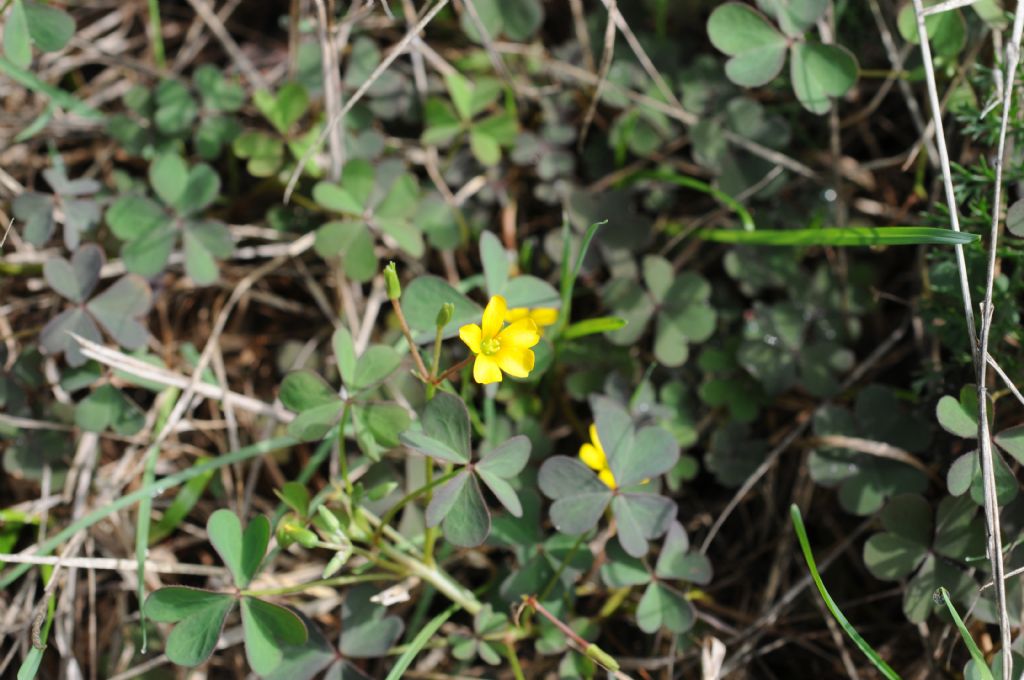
[482,295,507,339]
[473,354,503,384]
[588,423,602,452]
[494,346,535,378]
[598,468,617,489]
[459,324,482,354]
[506,307,530,322]
[496,318,540,350]
[530,308,559,326]
[579,442,606,471]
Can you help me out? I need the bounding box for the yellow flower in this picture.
[506,306,558,331]
[459,295,541,384]
[579,423,617,489]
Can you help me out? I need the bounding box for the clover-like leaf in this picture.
[85,275,153,350]
[240,598,308,676]
[75,384,145,435]
[207,510,270,588]
[144,587,235,667]
[936,385,979,437]
[254,83,309,135]
[314,221,377,282]
[339,584,405,658]
[426,470,490,547]
[44,243,103,304]
[476,435,530,517]
[789,42,858,115]
[401,276,482,341]
[423,392,472,460]
[612,493,676,558]
[539,456,614,535]
[707,3,788,87]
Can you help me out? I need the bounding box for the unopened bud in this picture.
[436,302,455,329]
[383,262,401,300]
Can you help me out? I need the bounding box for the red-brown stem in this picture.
[390,298,430,381]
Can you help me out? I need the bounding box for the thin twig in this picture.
[578,0,615,150]
[182,0,268,89]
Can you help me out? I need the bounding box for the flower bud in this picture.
[383,261,401,300]
[435,302,455,329]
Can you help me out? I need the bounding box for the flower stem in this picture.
[432,356,472,385]
[390,298,430,381]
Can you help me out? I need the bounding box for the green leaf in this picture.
[314,221,377,282]
[503,275,561,310]
[655,521,713,584]
[74,384,144,435]
[86,275,152,350]
[193,64,245,112]
[422,392,471,460]
[232,131,285,177]
[13,192,54,245]
[637,582,695,634]
[897,2,966,56]
[499,0,543,40]
[612,493,676,558]
[240,598,308,675]
[39,307,102,367]
[880,493,932,544]
[182,220,231,285]
[340,584,406,658]
[460,0,502,43]
[174,163,221,215]
[279,370,341,412]
[612,425,679,488]
[288,402,345,441]
[145,586,232,621]
[539,456,613,535]
[154,79,197,134]
[477,435,531,478]
[600,539,651,587]
[760,0,827,36]
[23,1,75,53]
[475,469,522,517]
[332,326,358,387]
[707,3,787,87]
[1007,199,1024,238]
[401,276,482,340]
[44,243,103,304]
[106,194,167,241]
[254,83,309,135]
[353,345,401,390]
[400,430,468,465]
[789,42,858,115]
[563,316,627,340]
[995,425,1024,464]
[4,1,31,69]
[149,153,188,207]
[144,587,234,667]
[936,392,977,438]
[427,470,491,547]
[275,481,311,518]
[863,532,929,580]
[444,72,474,121]
[480,230,509,297]
[207,510,269,588]
[705,225,975,246]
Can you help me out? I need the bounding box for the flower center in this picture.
[480,337,501,356]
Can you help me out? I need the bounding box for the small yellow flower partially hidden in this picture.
[506,306,558,332]
[459,295,540,384]
[579,423,617,489]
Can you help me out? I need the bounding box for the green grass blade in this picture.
[0,435,297,589]
[625,170,755,232]
[555,218,605,337]
[0,56,102,120]
[789,505,902,680]
[937,587,995,680]
[699,226,979,247]
[384,602,460,680]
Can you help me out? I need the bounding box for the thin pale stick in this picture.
[284,0,450,203]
